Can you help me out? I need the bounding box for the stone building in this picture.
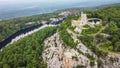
[80,12,88,25]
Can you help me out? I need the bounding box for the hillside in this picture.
[0,4,120,68]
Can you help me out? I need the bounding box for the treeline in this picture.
[0,26,57,68]
[0,13,60,42]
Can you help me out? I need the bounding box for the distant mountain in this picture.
[55,3,120,12]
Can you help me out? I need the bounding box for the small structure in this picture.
[72,12,88,27]
[71,19,82,33]
[50,18,59,22]
[25,22,35,25]
[59,11,72,17]
[41,20,47,24]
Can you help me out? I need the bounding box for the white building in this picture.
[80,12,88,25]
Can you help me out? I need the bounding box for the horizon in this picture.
[0,0,120,4]
[0,0,120,20]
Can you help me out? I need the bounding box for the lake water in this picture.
[0,1,120,20]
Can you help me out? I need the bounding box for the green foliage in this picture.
[90,60,95,66]
[76,65,86,68]
[82,25,102,35]
[89,6,120,22]
[0,4,120,68]
[109,57,116,63]
[85,53,95,66]
[0,27,57,68]
[103,21,119,34]
[95,34,107,44]
[99,41,112,52]
[97,59,103,68]
[72,56,79,61]
[85,53,95,61]
[79,35,108,57]
[115,41,120,51]
[59,29,76,48]
[108,46,114,51]
[79,35,93,46]
[59,15,78,49]
[102,21,120,52]
[69,26,76,33]
[88,6,120,52]
[83,24,90,28]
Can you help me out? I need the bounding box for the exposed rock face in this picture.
[101,53,120,68]
[42,32,120,68]
[42,33,63,68]
[42,12,120,68]
[42,33,97,68]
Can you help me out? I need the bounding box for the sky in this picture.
[0,0,120,6]
[0,0,119,3]
[0,0,120,19]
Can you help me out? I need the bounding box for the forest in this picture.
[0,4,120,68]
[0,26,57,68]
[90,5,120,52]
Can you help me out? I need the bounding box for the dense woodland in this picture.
[0,4,120,68]
[0,27,57,68]
[88,6,120,52]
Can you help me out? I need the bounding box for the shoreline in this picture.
[0,19,64,50]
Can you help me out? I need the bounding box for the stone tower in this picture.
[80,12,87,25]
